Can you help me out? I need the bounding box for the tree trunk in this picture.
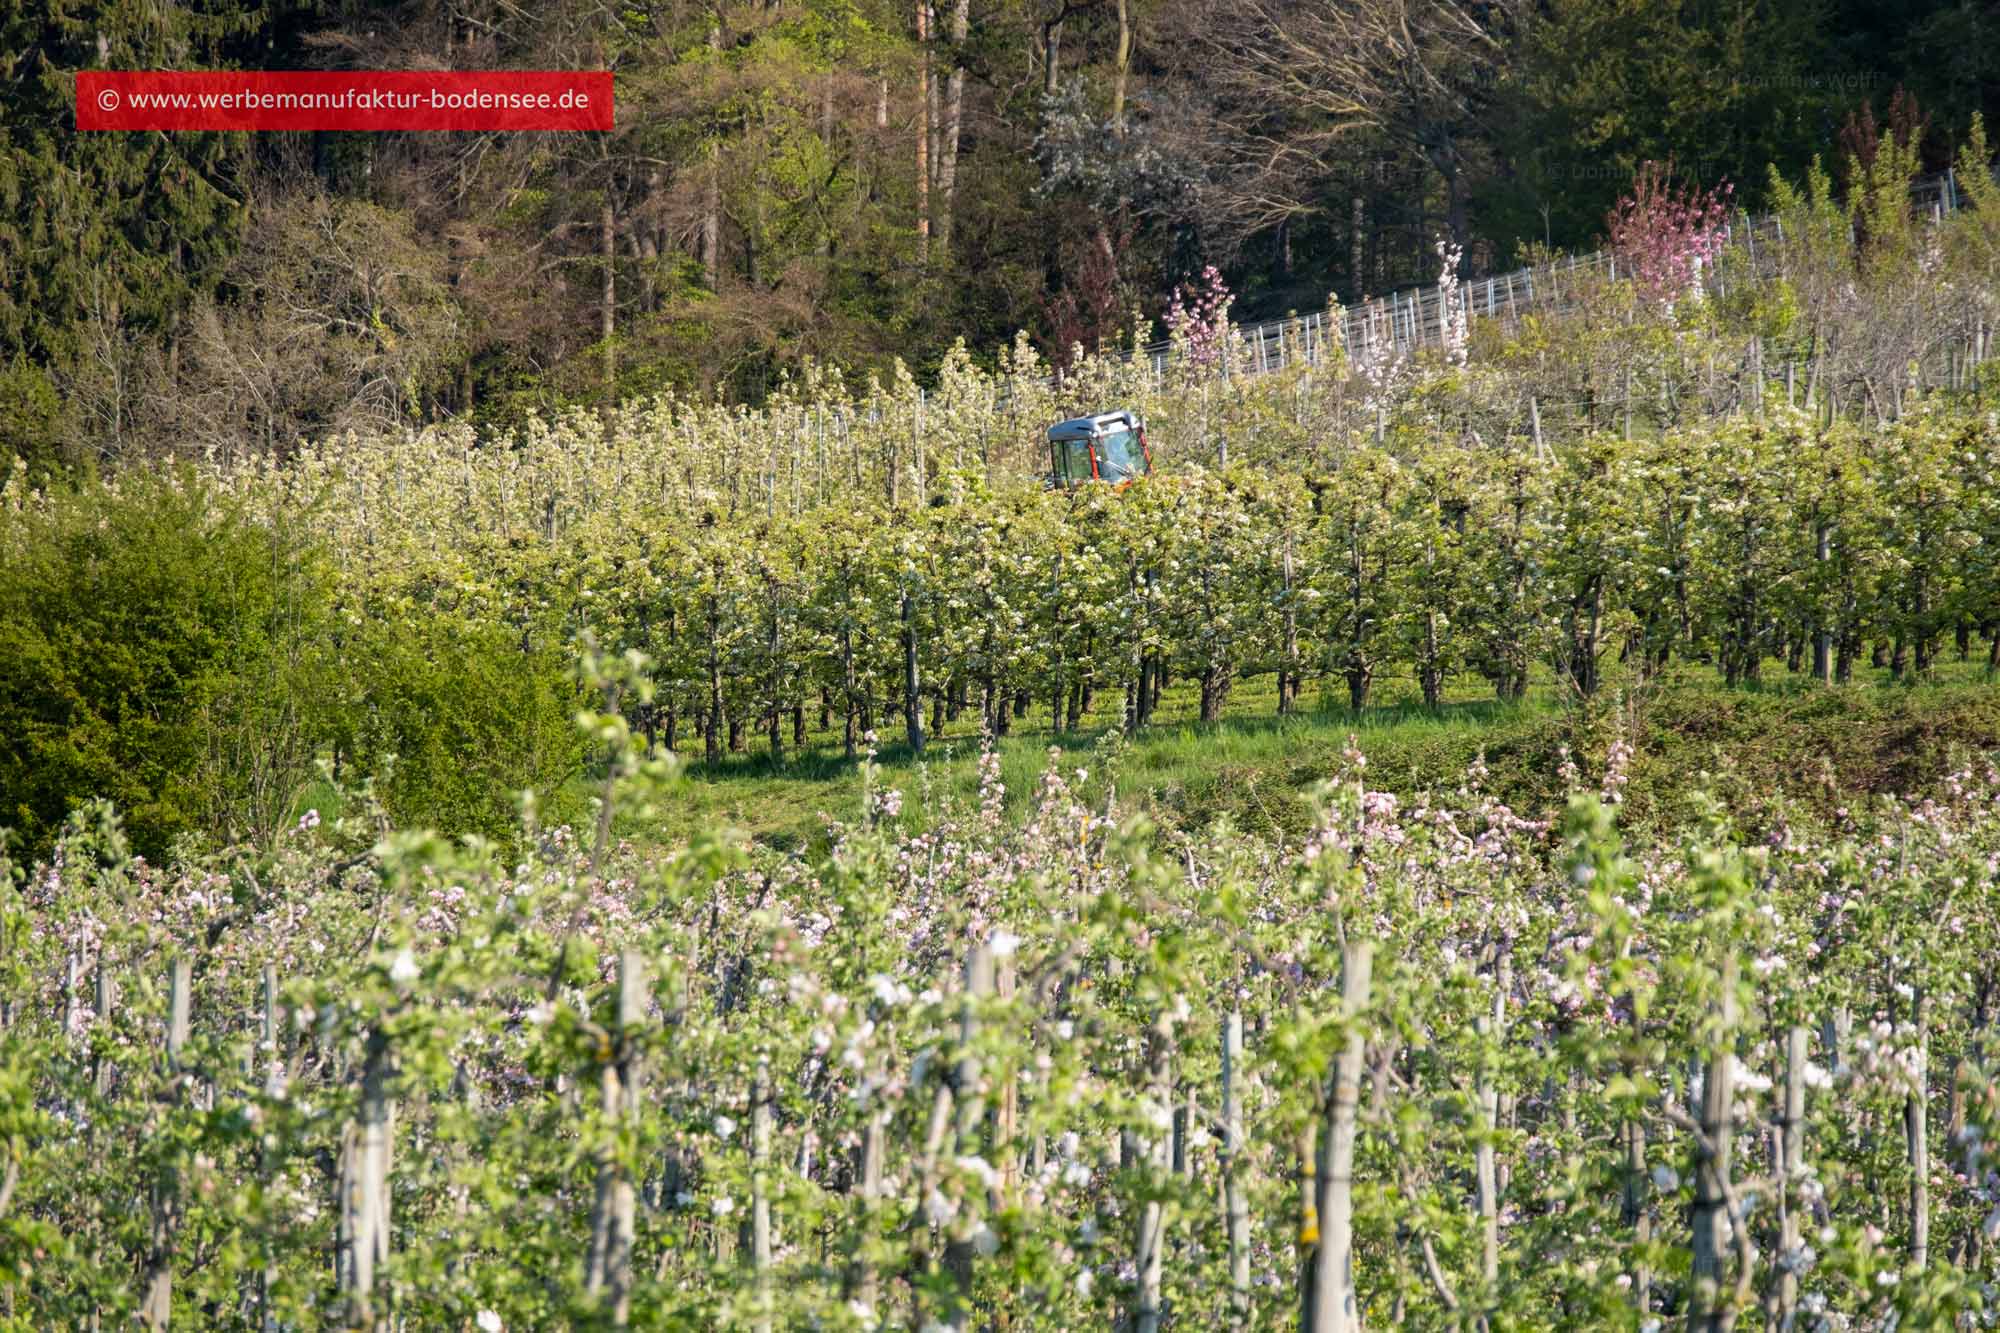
[1199,665,1222,724]
[702,20,722,290]
[916,0,932,263]
[933,0,969,259]
[842,625,858,760]
[1441,156,1469,255]
[706,603,724,766]
[1814,524,1833,683]
[902,588,924,754]
[600,193,617,402]
[1349,196,1365,300]
[767,609,785,764]
[1110,0,1132,134]
[1420,609,1442,709]
[1042,11,1063,95]
[1280,535,1300,714]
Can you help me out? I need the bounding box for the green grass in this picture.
[618,653,2000,853]
[287,654,2000,854]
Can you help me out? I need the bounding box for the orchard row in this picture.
[330,402,1999,769]
[6,699,2000,1328]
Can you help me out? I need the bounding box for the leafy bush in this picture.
[0,471,332,858]
[0,357,68,479]
[343,611,586,846]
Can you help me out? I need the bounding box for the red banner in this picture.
[77,71,612,132]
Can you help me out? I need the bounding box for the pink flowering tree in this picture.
[1606,160,1735,310]
[1164,264,1232,371]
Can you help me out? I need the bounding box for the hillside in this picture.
[8,59,2000,1326]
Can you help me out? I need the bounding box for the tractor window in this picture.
[1093,427,1144,482]
[1061,438,1094,483]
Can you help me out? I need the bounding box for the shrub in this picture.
[0,357,69,480]
[0,471,333,858]
[344,611,586,847]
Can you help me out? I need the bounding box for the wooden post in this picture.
[1476,939,1512,1288]
[261,966,281,1093]
[260,966,281,1333]
[856,1105,886,1307]
[338,1029,394,1330]
[751,1057,774,1333]
[586,951,645,1324]
[140,958,192,1331]
[955,942,996,1149]
[94,959,116,1096]
[1223,1010,1251,1328]
[1306,943,1372,1333]
[1777,1026,1809,1322]
[1134,1009,1175,1333]
[1688,955,1738,1331]
[1908,988,1930,1271]
[942,942,997,1327]
[995,956,1019,1195]
[63,953,80,1038]
[1752,337,1765,419]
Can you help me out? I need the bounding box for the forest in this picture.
[6,0,2000,470]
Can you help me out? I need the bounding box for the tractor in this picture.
[1046,410,1153,490]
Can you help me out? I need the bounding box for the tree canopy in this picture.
[5,0,1998,466]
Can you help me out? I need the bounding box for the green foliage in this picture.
[0,357,67,478]
[344,611,588,848]
[0,470,331,859]
[0,0,255,373]
[8,730,2000,1327]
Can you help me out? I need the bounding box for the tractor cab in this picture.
[1047,410,1153,491]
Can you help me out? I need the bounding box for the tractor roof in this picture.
[1046,410,1138,440]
